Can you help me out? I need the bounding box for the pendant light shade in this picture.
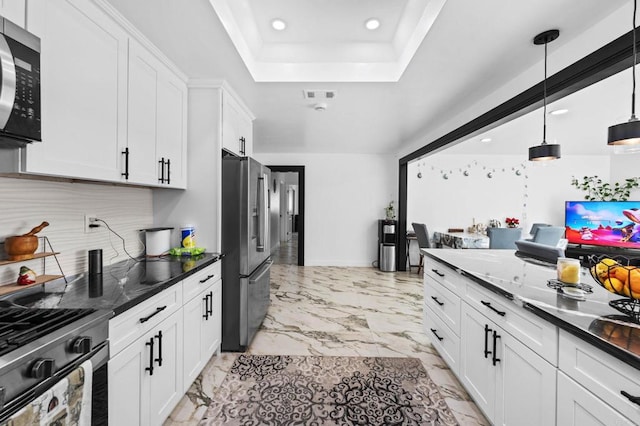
[528,143,561,161]
[529,29,561,161]
[608,0,640,146]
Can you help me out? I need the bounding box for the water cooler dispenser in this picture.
[378,219,397,272]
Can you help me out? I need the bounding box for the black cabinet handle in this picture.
[139,306,167,323]
[199,274,215,284]
[431,269,445,277]
[492,330,501,366]
[202,294,210,320]
[239,136,246,155]
[121,147,129,180]
[484,324,492,358]
[158,157,165,183]
[431,296,444,306]
[166,158,171,184]
[481,300,506,317]
[207,291,213,317]
[621,390,640,406]
[430,328,444,341]
[154,331,163,367]
[145,337,154,376]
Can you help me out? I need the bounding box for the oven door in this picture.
[0,341,108,425]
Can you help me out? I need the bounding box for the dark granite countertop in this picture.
[422,248,640,371]
[0,253,223,316]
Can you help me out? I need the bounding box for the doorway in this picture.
[268,165,305,266]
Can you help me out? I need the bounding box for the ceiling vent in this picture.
[303,90,336,100]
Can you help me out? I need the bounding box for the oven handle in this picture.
[0,34,16,129]
[0,340,108,422]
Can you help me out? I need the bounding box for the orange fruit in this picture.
[610,265,632,284]
[628,268,640,299]
[604,277,625,295]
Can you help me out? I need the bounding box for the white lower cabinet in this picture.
[108,308,184,426]
[182,275,222,392]
[459,302,556,426]
[557,371,636,426]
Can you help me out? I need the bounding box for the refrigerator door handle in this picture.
[257,173,268,252]
[249,259,273,285]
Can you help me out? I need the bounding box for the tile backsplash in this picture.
[0,177,153,286]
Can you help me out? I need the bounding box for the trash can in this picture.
[380,243,396,272]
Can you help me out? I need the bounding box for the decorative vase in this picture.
[507,224,517,228]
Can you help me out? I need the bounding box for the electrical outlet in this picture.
[84,214,97,233]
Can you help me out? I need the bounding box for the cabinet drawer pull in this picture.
[158,158,165,183]
[492,331,501,366]
[431,296,444,306]
[430,328,444,341]
[481,300,506,317]
[484,324,492,358]
[207,291,213,317]
[621,390,640,406]
[154,331,163,367]
[145,337,154,376]
[431,269,445,277]
[121,148,129,180]
[139,306,167,323]
[199,274,215,284]
[202,294,210,320]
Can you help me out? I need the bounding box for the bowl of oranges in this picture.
[588,254,640,322]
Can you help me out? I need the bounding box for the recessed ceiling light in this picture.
[365,18,380,30]
[480,138,492,142]
[271,19,286,31]
[549,108,569,115]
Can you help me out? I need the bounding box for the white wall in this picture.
[254,152,396,266]
[0,177,152,285]
[407,154,612,236]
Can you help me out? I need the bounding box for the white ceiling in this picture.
[443,68,634,157]
[105,0,628,156]
[208,0,446,82]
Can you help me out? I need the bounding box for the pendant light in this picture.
[529,29,561,161]
[608,0,640,146]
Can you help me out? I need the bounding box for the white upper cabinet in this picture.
[126,39,187,188]
[0,0,25,27]
[14,0,186,187]
[222,90,253,157]
[23,0,127,182]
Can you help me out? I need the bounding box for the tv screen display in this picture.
[565,201,640,249]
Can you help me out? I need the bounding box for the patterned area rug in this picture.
[199,355,459,425]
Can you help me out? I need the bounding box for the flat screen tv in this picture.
[565,201,640,249]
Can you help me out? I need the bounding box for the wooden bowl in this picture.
[5,235,38,260]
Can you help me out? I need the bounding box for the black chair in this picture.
[412,223,431,275]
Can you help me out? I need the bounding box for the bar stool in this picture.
[411,223,431,275]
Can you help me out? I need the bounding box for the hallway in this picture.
[271,232,298,265]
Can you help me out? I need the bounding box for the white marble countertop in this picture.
[422,248,640,370]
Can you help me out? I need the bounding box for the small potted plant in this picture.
[505,217,520,228]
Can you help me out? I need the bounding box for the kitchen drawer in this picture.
[557,371,636,426]
[424,277,461,336]
[109,283,183,356]
[559,330,640,421]
[424,257,465,295]
[424,304,460,377]
[465,283,558,364]
[182,261,222,303]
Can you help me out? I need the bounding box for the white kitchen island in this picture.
[421,248,640,426]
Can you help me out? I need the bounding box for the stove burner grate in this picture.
[0,308,95,356]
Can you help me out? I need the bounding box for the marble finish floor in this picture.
[165,265,488,425]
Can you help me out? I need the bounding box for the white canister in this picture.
[142,227,173,256]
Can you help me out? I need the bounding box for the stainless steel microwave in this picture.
[0,17,40,148]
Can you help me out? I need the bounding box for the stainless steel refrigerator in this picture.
[221,156,272,351]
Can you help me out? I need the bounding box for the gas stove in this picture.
[0,306,112,421]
